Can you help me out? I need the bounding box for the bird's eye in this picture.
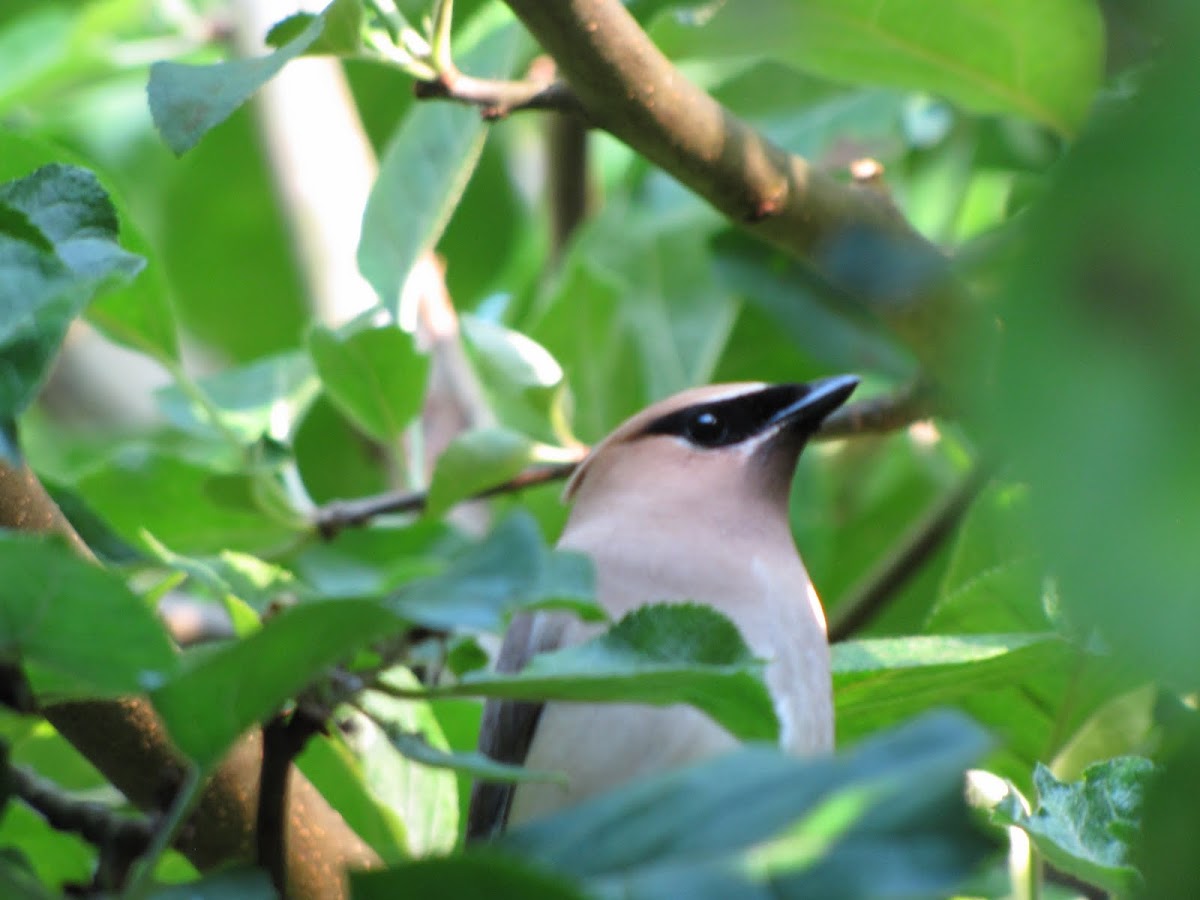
[686,410,729,446]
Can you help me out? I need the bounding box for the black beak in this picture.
[767,375,860,433]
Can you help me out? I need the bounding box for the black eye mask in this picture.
[640,384,814,449]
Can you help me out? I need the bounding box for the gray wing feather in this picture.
[465,611,573,841]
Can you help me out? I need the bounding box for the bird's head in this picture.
[563,376,859,526]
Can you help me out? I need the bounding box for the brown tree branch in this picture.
[0,459,378,899]
[414,70,582,119]
[257,710,327,896]
[498,0,976,380]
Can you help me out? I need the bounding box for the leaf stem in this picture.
[122,765,203,899]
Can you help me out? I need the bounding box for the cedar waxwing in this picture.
[467,375,859,839]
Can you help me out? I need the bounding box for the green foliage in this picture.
[0,534,177,697]
[493,711,993,898]
[309,324,429,443]
[0,0,1191,897]
[0,163,144,449]
[992,758,1153,894]
[448,604,780,742]
[652,0,1104,135]
[150,599,400,769]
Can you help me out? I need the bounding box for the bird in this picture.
[466,375,859,839]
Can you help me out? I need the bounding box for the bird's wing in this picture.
[465,610,574,841]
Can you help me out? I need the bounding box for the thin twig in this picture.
[414,70,583,119]
[547,92,591,260]
[313,460,581,539]
[12,764,154,890]
[256,710,326,896]
[828,465,990,643]
[817,382,936,439]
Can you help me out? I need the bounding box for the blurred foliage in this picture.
[0,0,1195,896]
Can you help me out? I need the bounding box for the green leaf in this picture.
[293,394,391,505]
[141,534,301,636]
[927,482,1046,634]
[0,534,178,697]
[155,351,319,444]
[712,231,913,379]
[147,868,276,900]
[830,630,1144,792]
[295,733,409,863]
[351,671,458,855]
[76,449,300,555]
[424,428,538,519]
[653,0,1104,135]
[834,634,1059,720]
[0,803,92,894]
[352,855,589,900]
[992,758,1153,894]
[498,711,992,899]
[452,604,779,742]
[389,512,600,633]
[265,0,364,55]
[0,130,179,364]
[148,14,325,155]
[460,315,569,443]
[308,324,429,443]
[529,195,737,443]
[151,599,401,769]
[358,15,518,311]
[0,164,145,429]
[989,30,1200,691]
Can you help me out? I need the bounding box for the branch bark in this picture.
[499,0,975,380]
[414,72,582,119]
[0,459,378,899]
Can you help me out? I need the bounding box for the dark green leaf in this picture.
[993,758,1153,894]
[148,868,275,899]
[352,855,588,900]
[0,534,178,697]
[293,394,391,505]
[308,324,428,443]
[653,0,1103,135]
[148,15,325,155]
[358,19,518,311]
[453,604,778,742]
[499,711,992,899]
[0,132,178,363]
[388,512,600,633]
[0,164,144,422]
[151,599,400,769]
